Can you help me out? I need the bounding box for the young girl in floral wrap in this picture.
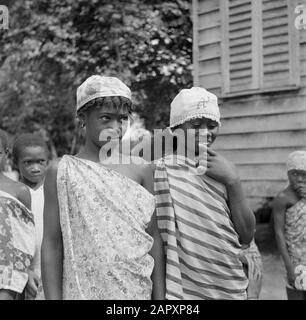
[41,75,165,300]
[273,151,306,300]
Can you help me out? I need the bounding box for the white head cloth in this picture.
[169,87,221,128]
[287,151,306,172]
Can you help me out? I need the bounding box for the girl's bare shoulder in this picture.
[3,179,32,210]
[0,175,27,197]
[273,186,297,208]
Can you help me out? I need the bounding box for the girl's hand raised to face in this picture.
[206,148,240,186]
[297,185,306,200]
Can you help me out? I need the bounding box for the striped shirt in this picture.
[154,156,248,300]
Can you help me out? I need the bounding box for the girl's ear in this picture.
[78,112,85,122]
[77,112,86,128]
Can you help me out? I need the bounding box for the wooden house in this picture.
[192,0,306,211]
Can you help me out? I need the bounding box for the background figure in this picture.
[0,129,36,300]
[273,151,306,300]
[12,133,49,299]
[0,132,19,182]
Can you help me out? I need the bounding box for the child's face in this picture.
[84,104,130,148]
[177,117,219,155]
[18,146,48,184]
[288,169,306,195]
[0,140,8,171]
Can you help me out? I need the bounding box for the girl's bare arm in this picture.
[143,165,166,300]
[273,194,295,285]
[41,160,63,300]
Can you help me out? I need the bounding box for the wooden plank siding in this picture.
[193,0,306,210]
[195,0,222,95]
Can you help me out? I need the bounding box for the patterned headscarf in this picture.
[287,151,306,172]
[76,75,131,114]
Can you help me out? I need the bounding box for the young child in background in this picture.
[154,87,256,300]
[273,150,306,300]
[12,133,49,299]
[0,129,36,300]
[42,75,165,300]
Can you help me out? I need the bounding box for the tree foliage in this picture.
[0,0,192,156]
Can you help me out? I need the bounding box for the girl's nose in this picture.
[110,119,122,130]
[31,165,41,173]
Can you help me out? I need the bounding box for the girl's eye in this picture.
[121,117,129,122]
[100,116,110,121]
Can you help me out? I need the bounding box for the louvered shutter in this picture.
[228,0,254,92]
[221,0,299,96]
[222,0,256,94]
[261,0,297,88]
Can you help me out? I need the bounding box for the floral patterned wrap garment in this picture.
[285,199,306,269]
[0,190,35,294]
[57,155,155,300]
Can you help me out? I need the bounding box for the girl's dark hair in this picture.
[12,133,49,163]
[77,96,133,117]
[0,129,8,150]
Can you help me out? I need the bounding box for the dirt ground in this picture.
[259,253,287,300]
[255,223,287,300]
